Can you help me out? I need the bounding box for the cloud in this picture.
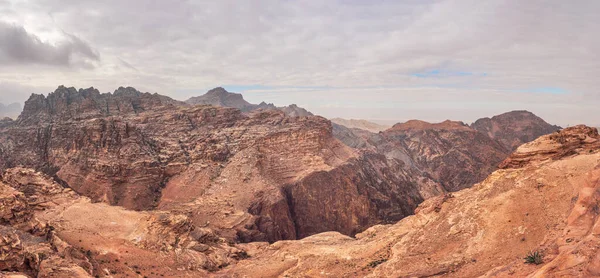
[0,0,599,126]
[0,21,99,67]
[0,81,52,104]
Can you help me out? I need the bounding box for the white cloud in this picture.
[0,0,598,126]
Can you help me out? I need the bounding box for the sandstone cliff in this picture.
[333,112,560,194]
[220,125,600,277]
[0,167,249,277]
[375,120,509,192]
[0,86,442,245]
[331,123,377,149]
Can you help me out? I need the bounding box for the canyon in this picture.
[0,86,579,278]
[222,125,600,277]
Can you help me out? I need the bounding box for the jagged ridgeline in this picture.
[0,85,575,277]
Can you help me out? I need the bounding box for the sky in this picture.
[0,0,599,126]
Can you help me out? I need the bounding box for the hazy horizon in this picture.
[1,0,599,127]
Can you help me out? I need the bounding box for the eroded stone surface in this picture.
[219,126,600,277]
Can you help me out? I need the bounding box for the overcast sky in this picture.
[0,0,599,126]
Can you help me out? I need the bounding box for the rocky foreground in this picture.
[2,125,597,277]
[221,125,600,277]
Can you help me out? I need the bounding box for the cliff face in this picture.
[0,167,248,277]
[221,125,600,278]
[0,86,442,244]
[471,110,561,151]
[17,86,183,125]
[284,152,442,239]
[333,112,560,194]
[375,120,510,192]
[331,123,377,149]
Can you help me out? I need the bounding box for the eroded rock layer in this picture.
[220,125,600,277]
[0,167,249,277]
[0,86,442,243]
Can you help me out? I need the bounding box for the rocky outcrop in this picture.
[0,174,91,277]
[499,125,599,169]
[220,125,600,277]
[278,104,313,117]
[334,112,560,194]
[0,167,251,276]
[375,120,509,192]
[284,153,442,239]
[471,110,561,151]
[18,86,183,125]
[186,87,254,111]
[331,123,377,149]
[0,86,440,244]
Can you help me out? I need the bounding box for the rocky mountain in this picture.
[0,85,577,277]
[185,87,313,116]
[185,87,253,111]
[333,111,560,193]
[330,118,390,133]
[0,102,21,119]
[0,85,443,246]
[375,120,510,192]
[18,85,183,125]
[331,123,376,149]
[471,110,561,151]
[221,125,600,277]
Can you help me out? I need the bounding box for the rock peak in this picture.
[390,119,469,131]
[17,86,182,125]
[205,87,230,95]
[471,110,561,151]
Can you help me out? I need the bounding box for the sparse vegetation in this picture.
[524,250,543,265]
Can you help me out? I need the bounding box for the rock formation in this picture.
[0,85,443,245]
[471,110,561,151]
[185,87,253,111]
[2,85,587,277]
[185,87,313,116]
[333,112,560,193]
[331,123,379,150]
[373,120,510,192]
[0,167,249,277]
[219,125,600,277]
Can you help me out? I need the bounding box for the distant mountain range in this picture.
[0,102,22,118]
[185,87,313,117]
[330,118,390,133]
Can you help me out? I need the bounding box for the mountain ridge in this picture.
[185,87,313,117]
